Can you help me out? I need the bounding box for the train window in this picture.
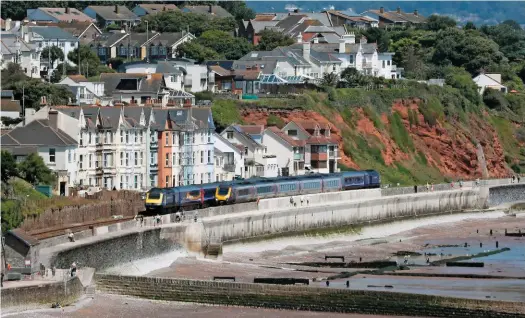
[148,189,162,199]
[218,186,230,195]
[258,186,272,193]
[189,190,200,197]
[238,189,250,196]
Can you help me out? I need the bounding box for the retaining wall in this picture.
[94,274,524,318]
[203,190,482,243]
[488,184,525,207]
[1,276,83,309]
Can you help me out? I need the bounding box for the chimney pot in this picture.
[115,5,119,14]
[397,7,401,13]
[65,7,70,14]
[414,9,418,16]
[379,7,384,14]
[209,5,213,13]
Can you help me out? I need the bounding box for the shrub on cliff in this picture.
[266,114,285,128]
[483,88,510,111]
[389,112,414,153]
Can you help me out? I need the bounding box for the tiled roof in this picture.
[28,26,78,40]
[236,125,264,135]
[1,99,21,112]
[249,20,279,33]
[136,4,180,15]
[86,6,140,21]
[99,73,165,95]
[306,135,338,145]
[67,75,88,83]
[182,5,232,18]
[266,126,306,147]
[35,8,94,22]
[368,9,426,24]
[1,119,77,146]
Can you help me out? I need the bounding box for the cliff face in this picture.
[240,98,510,181]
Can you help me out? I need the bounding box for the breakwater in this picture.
[94,274,525,318]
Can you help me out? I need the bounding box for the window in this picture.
[208,150,211,163]
[140,131,143,143]
[120,176,124,189]
[382,60,385,68]
[134,175,138,189]
[172,153,176,166]
[119,46,127,56]
[349,55,354,64]
[192,133,195,144]
[98,46,105,55]
[207,172,211,183]
[79,155,83,169]
[126,131,129,144]
[207,131,211,143]
[126,153,129,166]
[165,132,169,146]
[165,153,169,166]
[49,148,56,163]
[67,150,71,163]
[200,151,204,163]
[200,132,204,143]
[135,152,138,165]
[288,130,297,136]
[120,130,123,143]
[89,132,92,144]
[192,152,195,164]
[165,175,169,187]
[244,147,248,155]
[172,133,176,145]
[125,175,129,189]
[80,133,83,146]
[120,152,123,166]
[387,60,391,66]
[134,132,138,143]
[151,132,156,142]
[150,152,155,165]
[200,173,203,184]
[140,152,143,165]
[227,131,233,139]
[95,133,100,144]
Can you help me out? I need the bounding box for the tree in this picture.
[483,88,509,111]
[480,21,525,61]
[68,45,103,77]
[390,38,427,79]
[1,63,27,86]
[177,41,221,63]
[18,153,56,186]
[360,28,389,52]
[41,46,65,69]
[219,1,255,21]
[1,150,18,184]
[9,79,74,110]
[340,67,363,87]
[256,30,295,51]
[50,69,64,83]
[136,11,237,36]
[320,72,339,87]
[197,30,253,60]
[424,15,457,31]
[464,22,476,30]
[444,66,481,105]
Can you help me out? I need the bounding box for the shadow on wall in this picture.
[488,184,525,207]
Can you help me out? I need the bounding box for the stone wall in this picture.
[1,276,83,309]
[488,184,525,207]
[20,191,144,231]
[94,274,524,318]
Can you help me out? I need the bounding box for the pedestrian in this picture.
[1,272,4,287]
[431,183,434,192]
[426,182,429,192]
[518,176,521,183]
[289,196,294,206]
[68,231,75,242]
[156,214,162,226]
[194,212,198,223]
[300,195,305,206]
[140,215,144,227]
[70,262,77,277]
[459,180,463,189]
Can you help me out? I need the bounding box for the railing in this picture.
[79,93,94,100]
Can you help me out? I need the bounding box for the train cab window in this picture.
[189,190,200,197]
[148,189,162,199]
[218,186,230,195]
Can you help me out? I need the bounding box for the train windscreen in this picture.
[148,189,162,199]
[218,186,230,195]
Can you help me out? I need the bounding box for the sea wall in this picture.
[203,189,482,243]
[1,276,83,309]
[488,184,525,207]
[94,274,524,318]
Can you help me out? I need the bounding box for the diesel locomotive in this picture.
[144,170,380,214]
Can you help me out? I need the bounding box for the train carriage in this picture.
[321,174,343,192]
[274,177,301,197]
[341,171,367,190]
[178,185,202,211]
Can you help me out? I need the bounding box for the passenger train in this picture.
[144,170,380,214]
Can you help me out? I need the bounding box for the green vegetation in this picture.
[211,99,244,129]
[178,30,253,62]
[266,114,285,128]
[255,30,295,51]
[389,112,414,152]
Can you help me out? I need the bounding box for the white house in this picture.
[473,73,507,95]
[214,132,245,180]
[0,33,41,78]
[1,113,78,196]
[0,90,22,120]
[58,75,110,106]
[262,126,306,176]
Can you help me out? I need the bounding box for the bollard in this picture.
[346,281,350,288]
[464,242,468,248]
[490,229,493,236]
[480,242,483,248]
[477,229,479,234]
[359,257,362,262]
[505,229,507,235]
[496,241,499,248]
[326,281,330,287]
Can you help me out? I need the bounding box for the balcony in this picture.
[223,164,235,172]
[79,93,94,100]
[293,153,304,161]
[310,153,327,161]
[329,151,340,158]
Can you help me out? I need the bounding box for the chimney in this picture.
[414,9,418,16]
[48,110,59,129]
[209,4,213,13]
[303,40,310,60]
[5,18,12,31]
[379,7,384,14]
[163,6,166,11]
[296,33,303,44]
[397,7,401,13]
[65,7,70,14]
[339,37,345,54]
[115,5,119,14]
[21,25,29,43]
[313,37,319,44]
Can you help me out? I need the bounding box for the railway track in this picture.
[29,216,136,240]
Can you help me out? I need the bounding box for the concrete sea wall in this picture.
[1,276,83,309]
[94,274,524,318]
[488,184,525,207]
[203,189,482,243]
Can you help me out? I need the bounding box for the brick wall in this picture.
[1,276,83,309]
[94,274,524,318]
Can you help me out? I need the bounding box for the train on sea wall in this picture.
[144,170,380,214]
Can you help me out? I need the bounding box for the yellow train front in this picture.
[215,184,233,204]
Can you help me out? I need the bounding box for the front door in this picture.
[329,160,335,173]
[60,182,66,196]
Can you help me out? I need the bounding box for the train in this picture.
[144,170,380,214]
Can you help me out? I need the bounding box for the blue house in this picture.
[84,5,140,28]
[27,8,94,23]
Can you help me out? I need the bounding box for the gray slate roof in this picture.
[28,26,78,41]
[183,5,232,18]
[0,34,35,55]
[1,119,77,146]
[99,73,165,96]
[86,6,139,21]
[152,107,214,132]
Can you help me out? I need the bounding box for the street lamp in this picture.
[145,20,149,63]
[15,37,21,65]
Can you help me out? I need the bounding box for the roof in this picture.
[0,35,35,55]
[249,20,279,33]
[7,228,40,246]
[32,8,94,22]
[152,107,214,131]
[156,61,184,75]
[224,125,262,149]
[1,119,77,146]
[367,9,426,24]
[214,147,224,156]
[306,135,338,145]
[235,125,264,135]
[183,5,232,18]
[67,75,88,83]
[266,126,305,147]
[136,4,180,15]
[214,132,242,154]
[292,12,333,27]
[1,90,14,98]
[86,6,139,21]
[99,73,165,96]
[275,15,306,34]
[28,26,78,41]
[145,32,190,47]
[1,99,21,112]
